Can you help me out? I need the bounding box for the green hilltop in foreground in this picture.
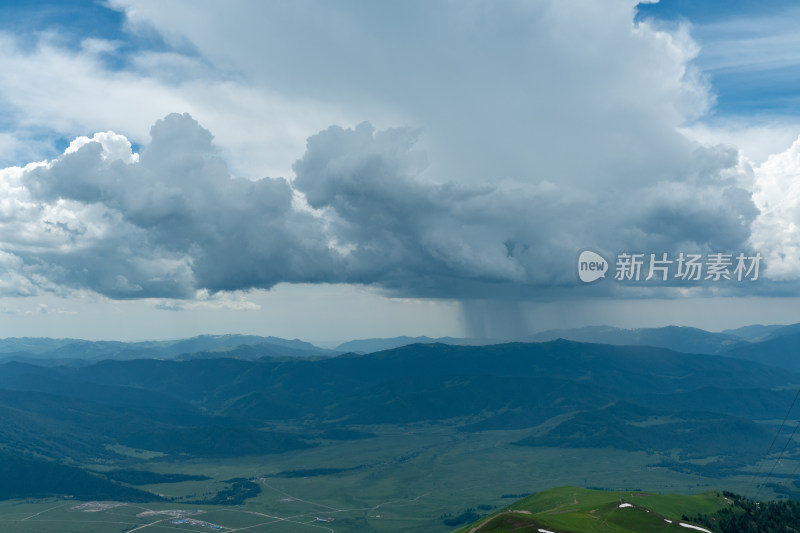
[453,486,800,533]
[451,486,724,533]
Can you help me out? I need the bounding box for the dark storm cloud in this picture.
[293,122,577,297]
[2,113,760,301]
[294,121,759,298]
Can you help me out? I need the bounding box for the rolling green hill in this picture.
[0,451,164,502]
[453,486,728,533]
[457,487,800,533]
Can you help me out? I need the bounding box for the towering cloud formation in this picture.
[0,111,760,303]
[751,136,800,280]
[0,1,782,309]
[5,114,337,298]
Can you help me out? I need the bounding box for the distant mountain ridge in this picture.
[0,334,337,365]
[521,325,743,354]
[721,323,786,340]
[335,335,504,353]
[4,323,800,370]
[337,323,794,356]
[721,329,800,371]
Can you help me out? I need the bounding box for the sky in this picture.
[1,1,800,344]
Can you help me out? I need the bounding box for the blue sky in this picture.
[639,0,800,118]
[0,1,799,343]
